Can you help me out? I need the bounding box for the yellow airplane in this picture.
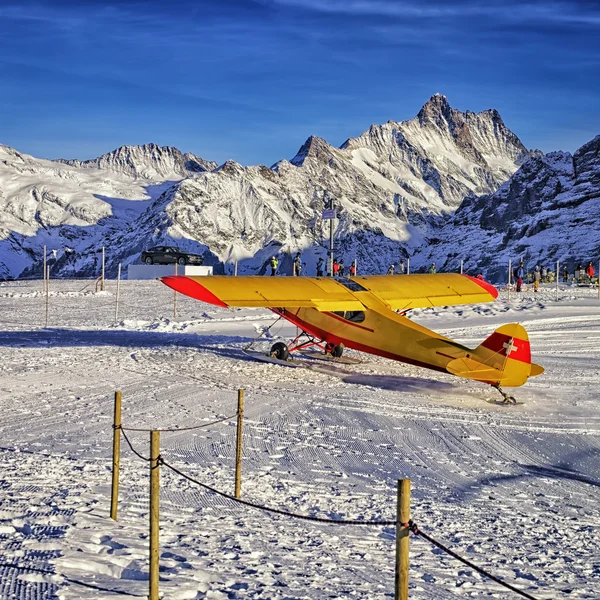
[160,274,543,403]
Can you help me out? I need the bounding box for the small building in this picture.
[127,265,213,280]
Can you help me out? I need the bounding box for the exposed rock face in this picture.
[56,143,217,180]
[0,96,535,279]
[412,135,600,280]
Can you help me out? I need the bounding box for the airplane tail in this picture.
[446,323,544,388]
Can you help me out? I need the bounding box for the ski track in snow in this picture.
[0,280,599,599]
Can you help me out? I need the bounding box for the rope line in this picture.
[161,458,395,526]
[119,427,151,462]
[121,412,237,433]
[409,521,542,600]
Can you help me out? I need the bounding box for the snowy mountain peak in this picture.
[56,143,217,181]
[290,135,335,166]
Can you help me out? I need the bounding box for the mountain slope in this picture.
[412,135,600,279]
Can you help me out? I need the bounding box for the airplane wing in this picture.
[160,274,497,311]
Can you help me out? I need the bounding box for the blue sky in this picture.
[1,0,599,165]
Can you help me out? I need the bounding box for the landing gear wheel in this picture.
[177,257,186,265]
[270,342,290,361]
[331,343,344,358]
[145,257,153,265]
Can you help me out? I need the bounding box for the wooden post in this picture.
[234,389,245,498]
[110,391,122,520]
[149,431,160,600]
[395,479,411,600]
[115,263,122,322]
[45,265,50,327]
[101,246,105,291]
[173,263,178,318]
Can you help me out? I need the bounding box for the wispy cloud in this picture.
[261,0,600,24]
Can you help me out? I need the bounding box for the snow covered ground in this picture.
[0,278,599,599]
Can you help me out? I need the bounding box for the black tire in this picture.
[270,342,290,361]
[145,256,153,265]
[177,257,186,265]
[331,343,344,358]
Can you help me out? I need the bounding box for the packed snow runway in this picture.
[0,279,599,599]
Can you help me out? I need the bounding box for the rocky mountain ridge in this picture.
[1,94,574,281]
[56,143,217,180]
[416,135,600,280]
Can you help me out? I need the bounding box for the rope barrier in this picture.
[408,520,542,600]
[160,457,395,526]
[117,432,548,598]
[121,413,237,433]
[119,427,151,462]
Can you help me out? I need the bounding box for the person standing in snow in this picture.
[293,252,302,276]
[387,264,395,275]
[398,259,406,274]
[349,260,356,276]
[316,257,324,277]
[563,266,569,283]
[269,256,278,276]
[332,259,340,276]
[533,264,541,292]
[515,261,524,292]
[429,263,436,274]
[586,261,595,282]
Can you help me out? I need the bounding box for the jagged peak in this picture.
[214,159,244,175]
[290,135,334,166]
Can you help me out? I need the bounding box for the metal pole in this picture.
[460,259,463,274]
[115,263,121,322]
[407,258,410,275]
[508,259,512,301]
[234,261,238,276]
[101,246,105,291]
[556,260,559,302]
[149,431,160,600]
[234,389,244,498]
[394,479,411,600]
[328,201,334,277]
[43,245,47,293]
[173,263,178,318]
[45,265,50,327]
[110,391,122,520]
[598,259,599,300]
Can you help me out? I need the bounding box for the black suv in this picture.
[141,246,204,266]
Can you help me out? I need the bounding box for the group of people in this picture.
[268,253,357,277]
[513,260,597,292]
[268,255,444,277]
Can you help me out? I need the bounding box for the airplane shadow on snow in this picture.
[0,328,255,353]
[0,328,475,395]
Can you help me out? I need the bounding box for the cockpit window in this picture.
[335,277,368,292]
[331,310,365,323]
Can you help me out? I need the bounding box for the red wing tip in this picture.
[160,276,228,308]
[462,274,499,299]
